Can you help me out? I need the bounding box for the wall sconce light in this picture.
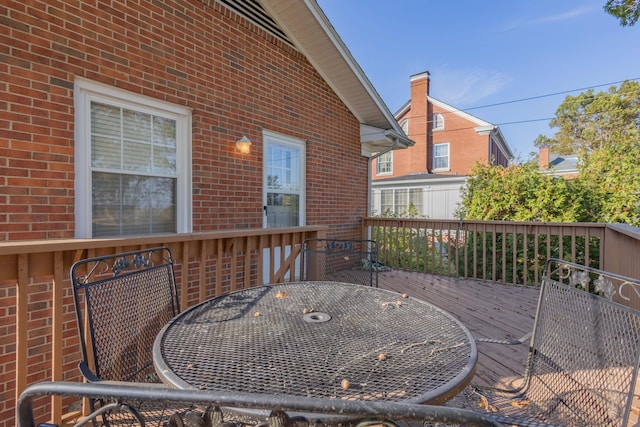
[235,136,252,154]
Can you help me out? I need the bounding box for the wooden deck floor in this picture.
[377,270,540,389]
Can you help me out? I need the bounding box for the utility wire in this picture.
[462,78,640,112]
[367,78,640,137]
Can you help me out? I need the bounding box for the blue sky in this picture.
[316,0,640,161]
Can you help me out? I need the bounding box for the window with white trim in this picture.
[74,78,192,238]
[376,151,392,175]
[263,130,306,228]
[400,119,408,134]
[433,113,444,130]
[433,143,450,171]
[377,188,423,217]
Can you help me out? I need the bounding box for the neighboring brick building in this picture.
[371,71,513,218]
[538,146,579,179]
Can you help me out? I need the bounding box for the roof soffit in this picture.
[256,0,410,144]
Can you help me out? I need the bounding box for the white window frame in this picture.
[433,113,445,131]
[376,151,393,175]
[74,77,192,238]
[400,119,408,134]
[433,142,450,171]
[262,129,306,228]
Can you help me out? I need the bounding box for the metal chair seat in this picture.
[463,259,640,427]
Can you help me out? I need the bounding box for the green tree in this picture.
[459,162,592,222]
[604,0,640,26]
[535,80,640,155]
[576,138,640,225]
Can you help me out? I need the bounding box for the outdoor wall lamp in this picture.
[235,136,252,154]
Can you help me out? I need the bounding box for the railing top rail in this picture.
[0,226,329,255]
[364,217,607,228]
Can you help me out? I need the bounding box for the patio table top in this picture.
[153,281,478,406]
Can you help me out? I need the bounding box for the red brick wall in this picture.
[432,103,490,176]
[0,0,367,242]
[1,1,369,424]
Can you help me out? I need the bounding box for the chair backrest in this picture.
[524,258,640,426]
[70,247,179,383]
[17,381,506,427]
[302,238,379,287]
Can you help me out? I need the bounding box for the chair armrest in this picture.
[475,332,532,345]
[78,361,102,383]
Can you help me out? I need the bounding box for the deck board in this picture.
[377,269,540,389]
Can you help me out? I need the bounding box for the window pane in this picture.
[123,109,152,142]
[395,189,407,214]
[91,103,121,137]
[268,144,299,191]
[124,140,152,172]
[92,136,122,169]
[90,100,179,237]
[409,188,423,214]
[381,189,393,214]
[266,193,299,227]
[434,144,449,169]
[92,172,176,237]
[377,151,392,174]
[433,114,444,129]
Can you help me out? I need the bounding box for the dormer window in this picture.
[433,113,444,130]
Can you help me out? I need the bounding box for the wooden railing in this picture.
[5,220,640,426]
[0,226,326,427]
[362,218,640,308]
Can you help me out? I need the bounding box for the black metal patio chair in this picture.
[455,258,640,427]
[302,238,381,287]
[17,380,534,427]
[69,247,182,425]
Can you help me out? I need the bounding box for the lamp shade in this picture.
[235,136,252,154]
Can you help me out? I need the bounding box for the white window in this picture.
[433,113,444,130]
[377,188,423,217]
[263,130,305,228]
[74,78,192,238]
[376,151,393,175]
[433,143,450,171]
[408,188,423,215]
[380,189,393,215]
[400,119,408,134]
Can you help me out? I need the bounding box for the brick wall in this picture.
[432,103,491,176]
[0,0,367,242]
[1,0,369,424]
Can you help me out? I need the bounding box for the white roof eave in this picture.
[258,0,411,149]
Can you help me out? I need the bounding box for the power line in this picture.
[379,78,640,137]
[393,77,640,123]
[462,78,640,112]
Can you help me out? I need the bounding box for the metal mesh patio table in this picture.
[153,281,477,408]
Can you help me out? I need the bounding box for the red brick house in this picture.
[371,71,512,218]
[1,1,415,424]
[0,0,412,243]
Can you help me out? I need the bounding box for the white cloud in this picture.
[430,68,514,106]
[503,7,594,30]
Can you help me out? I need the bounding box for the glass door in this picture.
[263,131,305,228]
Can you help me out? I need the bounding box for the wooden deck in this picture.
[376,269,540,389]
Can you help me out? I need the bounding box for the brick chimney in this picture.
[408,71,430,172]
[539,147,550,169]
